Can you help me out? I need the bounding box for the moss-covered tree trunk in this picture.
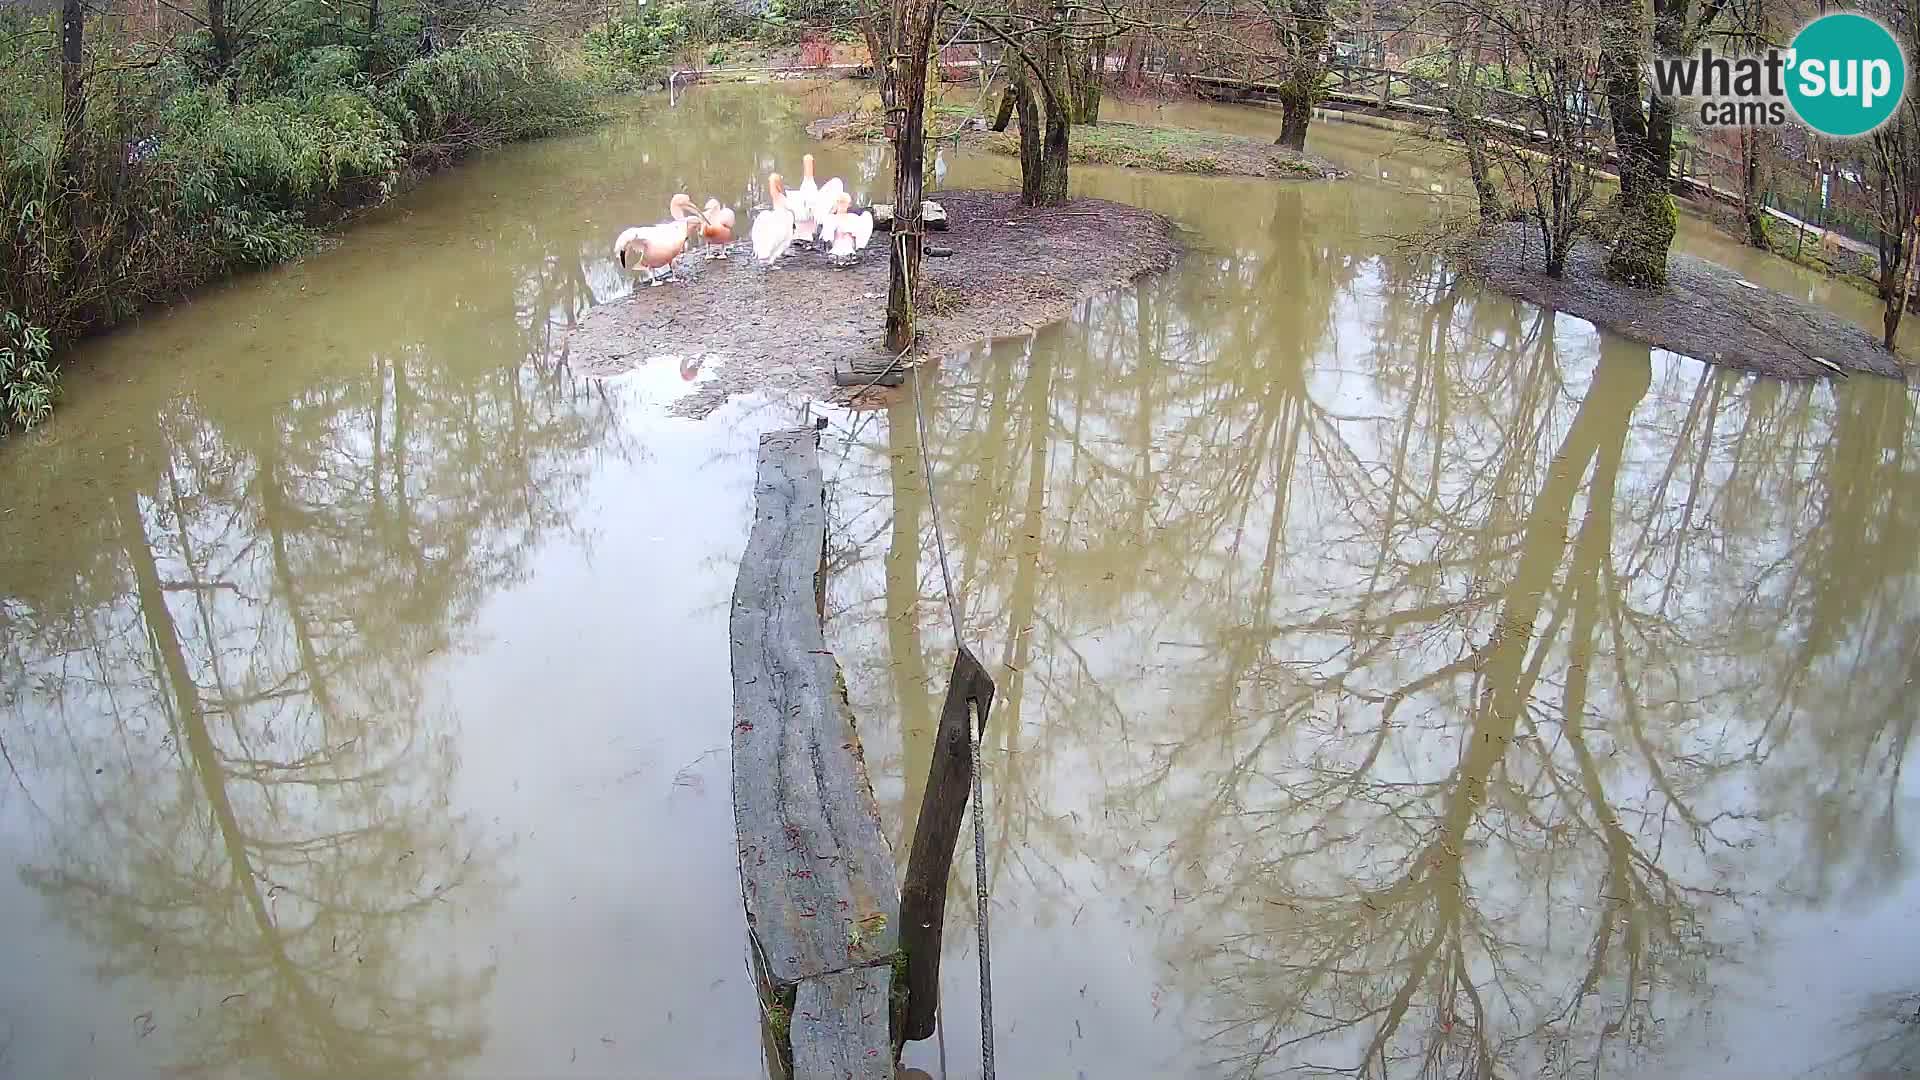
[1274,0,1330,151]
[1037,12,1071,203]
[1005,3,1071,207]
[1599,0,1720,285]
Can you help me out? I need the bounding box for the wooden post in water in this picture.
[896,646,995,1042]
[731,429,900,1080]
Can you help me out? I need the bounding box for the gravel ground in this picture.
[566,190,1183,416]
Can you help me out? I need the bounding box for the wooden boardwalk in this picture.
[731,428,899,1080]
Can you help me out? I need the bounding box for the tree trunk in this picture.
[884,0,937,353]
[1599,0,1700,285]
[1878,220,1912,350]
[208,0,234,79]
[1273,0,1330,151]
[1545,234,1568,278]
[991,86,1015,131]
[1012,56,1046,204]
[1445,18,1500,223]
[1740,131,1769,249]
[1122,33,1145,88]
[368,0,380,33]
[1070,31,1102,124]
[1036,17,1071,204]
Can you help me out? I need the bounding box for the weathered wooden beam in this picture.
[897,645,996,1042]
[790,967,895,1080]
[731,429,901,1077]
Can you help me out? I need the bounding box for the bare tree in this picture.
[1437,0,1605,276]
[1867,0,1918,349]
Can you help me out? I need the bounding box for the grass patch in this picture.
[896,118,1339,179]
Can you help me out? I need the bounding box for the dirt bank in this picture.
[810,111,1343,180]
[1466,222,1910,380]
[567,189,1182,416]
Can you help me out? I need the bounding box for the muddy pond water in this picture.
[2,84,1917,1080]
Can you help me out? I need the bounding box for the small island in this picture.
[567,190,1182,416]
[1468,222,1909,380]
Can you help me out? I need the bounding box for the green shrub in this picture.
[0,14,596,422]
[1,311,57,433]
[583,7,692,81]
[378,30,594,144]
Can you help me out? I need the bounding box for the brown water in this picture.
[2,85,1917,1080]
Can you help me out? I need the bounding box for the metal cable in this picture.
[967,697,995,1080]
[908,363,994,1080]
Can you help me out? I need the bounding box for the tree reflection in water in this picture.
[826,180,1920,1078]
[0,226,629,1076]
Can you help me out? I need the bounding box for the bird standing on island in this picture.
[750,173,798,265]
[700,198,735,259]
[792,154,823,248]
[819,192,874,266]
[615,193,706,286]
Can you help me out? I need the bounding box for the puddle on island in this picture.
[2,81,1917,1080]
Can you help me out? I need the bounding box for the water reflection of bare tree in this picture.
[823,182,1920,1076]
[2,310,622,1074]
[1800,990,1920,1080]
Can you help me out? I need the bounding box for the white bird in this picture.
[792,154,821,247]
[820,192,874,266]
[814,176,846,225]
[700,198,736,259]
[615,193,705,286]
[750,173,798,265]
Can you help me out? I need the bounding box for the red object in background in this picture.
[800,35,833,69]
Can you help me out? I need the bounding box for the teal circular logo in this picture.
[1786,13,1907,137]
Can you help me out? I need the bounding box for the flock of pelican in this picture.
[613,154,874,287]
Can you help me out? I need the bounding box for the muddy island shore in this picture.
[567,189,1182,416]
[1466,221,1910,380]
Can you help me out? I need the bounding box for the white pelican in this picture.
[700,198,736,259]
[615,193,705,286]
[750,173,797,265]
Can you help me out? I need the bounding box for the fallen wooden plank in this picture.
[731,427,901,993]
[790,968,895,1080]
